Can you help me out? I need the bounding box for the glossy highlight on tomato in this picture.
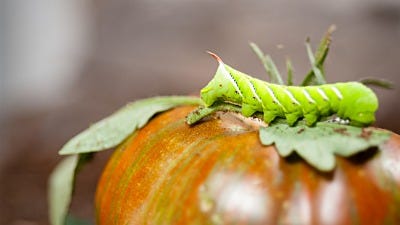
[95,106,400,225]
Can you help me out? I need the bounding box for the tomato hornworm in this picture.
[198,52,378,127]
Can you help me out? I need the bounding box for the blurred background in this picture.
[1,0,400,224]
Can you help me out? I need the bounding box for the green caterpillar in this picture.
[200,52,378,127]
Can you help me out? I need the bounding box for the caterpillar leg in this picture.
[263,111,278,124]
[242,103,257,117]
[304,114,319,126]
[285,113,301,126]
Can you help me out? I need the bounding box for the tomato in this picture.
[95,106,400,225]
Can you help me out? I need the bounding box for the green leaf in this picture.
[259,122,391,171]
[48,154,93,225]
[48,155,78,225]
[59,96,202,155]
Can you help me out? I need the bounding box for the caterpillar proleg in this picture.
[200,52,378,127]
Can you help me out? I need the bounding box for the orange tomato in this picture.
[95,106,400,225]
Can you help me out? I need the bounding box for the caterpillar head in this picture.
[346,85,378,127]
[349,111,376,127]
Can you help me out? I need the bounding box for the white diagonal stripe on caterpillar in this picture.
[330,86,343,100]
[218,62,243,98]
[265,85,283,107]
[246,78,263,105]
[284,89,300,105]
[317,87,329,101]
[302,89,316,104]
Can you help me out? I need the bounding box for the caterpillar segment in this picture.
[249,80,285,123]
[200,52,378,127]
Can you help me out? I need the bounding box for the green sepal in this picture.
[286,57,294,85]
[48,153,93,225]
[305,39,327,85]
[359,77,394,89]
[249,42,284,85]
[301,25,335,86]
[65,214,92,225]
[186,102,243,125]
[59,96,202,155]
[259,121,391,172]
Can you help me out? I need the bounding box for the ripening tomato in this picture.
[95,106,400,225]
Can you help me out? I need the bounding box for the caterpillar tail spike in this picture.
[206,51,223,63]
[195,52,378,127]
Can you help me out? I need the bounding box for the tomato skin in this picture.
[95,106,400,225]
